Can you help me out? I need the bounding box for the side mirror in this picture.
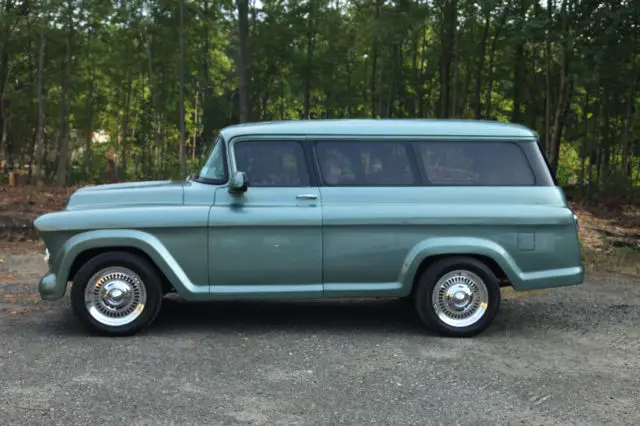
[229,171,248,193]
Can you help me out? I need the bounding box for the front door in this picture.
[208,139,323,299]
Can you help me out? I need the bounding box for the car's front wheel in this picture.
[414,256,501,337]
[70,251,164,336]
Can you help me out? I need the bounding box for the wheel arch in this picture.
[399,237,522,297]
[68,246,173,294]
[409,253,509,297]
[51,229,203,300]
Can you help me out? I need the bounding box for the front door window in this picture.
[234,141,311,187]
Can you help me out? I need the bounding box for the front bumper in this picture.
[38,272,66,301]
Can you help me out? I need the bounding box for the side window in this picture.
[315,141,417,186]
[414,141,535,186]
[198,136,227,181]
[234,141,310,187]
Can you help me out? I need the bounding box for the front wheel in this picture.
[70,251,164,336]
[414,256,501,337]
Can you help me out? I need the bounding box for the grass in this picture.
[569,201,640,277]
[581,245,640,277]
[501,287,549,300]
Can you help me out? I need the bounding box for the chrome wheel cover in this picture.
[432,270,489,328]
[84,267,147,327]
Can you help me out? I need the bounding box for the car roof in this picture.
[219,119,538,141]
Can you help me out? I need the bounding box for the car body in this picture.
[34,119,584,337]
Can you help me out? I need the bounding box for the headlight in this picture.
[44,248,50,263]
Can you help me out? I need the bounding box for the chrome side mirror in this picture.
[229,171,248,194]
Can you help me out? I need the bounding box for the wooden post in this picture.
[8,171,15,187]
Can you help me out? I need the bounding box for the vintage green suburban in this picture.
[33,119,584,337]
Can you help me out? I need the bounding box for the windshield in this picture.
[196,135,227,183]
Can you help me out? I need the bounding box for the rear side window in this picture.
[413,141,535,186]
[234,141,311,187]
[315,141,417,186]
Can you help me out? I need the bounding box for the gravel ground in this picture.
[0,250,639,425]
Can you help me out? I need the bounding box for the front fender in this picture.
[398,237,523,293]
[40,229,205,301]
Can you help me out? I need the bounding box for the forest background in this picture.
[0,0,639,272]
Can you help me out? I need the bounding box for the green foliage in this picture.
[0,0,638,195]
[556,143,581,186]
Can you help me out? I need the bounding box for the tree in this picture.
[0,0,637,201]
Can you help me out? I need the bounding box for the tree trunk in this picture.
[462,50,471,115]
[439,0,457,118]
[237,0,251,123]
[0,54,12,172]
[396,45,406,117]
[417,24,427,117]
[377,55,385,116]
[369,0,381,118]
[0,49,9,171]
[43,132,50,180]
[344,52,353,117]
[35,25,46,185]
[160,121,167,176]
[0,107,8,172]
[26,17,35,180]
[121,75,133,180]
[450,26,458,117]
[82,2,95,181]
[512,0,526,123]
[370,47,378,117]
[178,0,187,177]
[84,68,95,180]
[579,89,588,195]
[544,0,552,155]
[599,98,610,187]
[485,6,508,120]
[474,15,490,119]
[622,66,636,179]
[411,36,418,116]
[201,0,214,147]
[548,57,571,175]
[303,5,316,119]
[193,80,199,161]
[588,100,599,191]
[387,43,399,118]
[144,26,162,174]
[56,6,73,187]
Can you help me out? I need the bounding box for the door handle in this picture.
[296,194,318,200]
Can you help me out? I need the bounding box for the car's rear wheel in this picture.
[70,251,164,336]
[414,256,501,337]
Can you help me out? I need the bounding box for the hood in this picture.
[65,180,185,210]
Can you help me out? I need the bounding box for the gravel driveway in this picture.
[1,251,638,425]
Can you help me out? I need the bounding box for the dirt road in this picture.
[1,250,639,425]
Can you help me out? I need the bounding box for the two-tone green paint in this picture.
[34,119,584,303]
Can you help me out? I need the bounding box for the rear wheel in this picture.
[414,256,501,337]
[70,251,164,336]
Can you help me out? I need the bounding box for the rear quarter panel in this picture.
[320,186,583,297]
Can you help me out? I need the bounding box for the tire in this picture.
[413,256,501,337]
[70,251,164,336]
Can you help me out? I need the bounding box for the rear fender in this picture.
[399,237,522,292]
